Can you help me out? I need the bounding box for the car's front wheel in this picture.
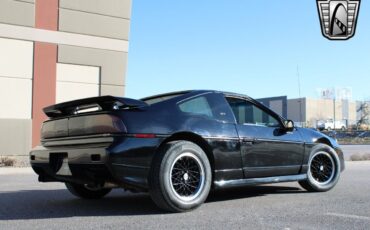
[149,141,212,212]
[299,144,341,192]
[65,183,112,199]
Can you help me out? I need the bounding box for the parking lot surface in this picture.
[0,161,369,230]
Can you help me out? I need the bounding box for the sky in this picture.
[126,1,370,101]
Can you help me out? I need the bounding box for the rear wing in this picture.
[43,96,148,118]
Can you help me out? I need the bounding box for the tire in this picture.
[299,144,341,192]
[149,141,212,212]
[65,183,112,199]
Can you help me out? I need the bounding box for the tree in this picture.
[357,102,369,130]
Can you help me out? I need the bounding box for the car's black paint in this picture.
[30,90,344,191]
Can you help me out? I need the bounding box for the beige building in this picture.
[288,98,357,128]
[259,96,358,128]
[0,0,131,164]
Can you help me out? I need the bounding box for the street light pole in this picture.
[333,97,336,130]
[297,65,303,127]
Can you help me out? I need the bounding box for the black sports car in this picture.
[30,90,345,212]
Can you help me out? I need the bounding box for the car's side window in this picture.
[226,97,280,127]
[178,96,214,118]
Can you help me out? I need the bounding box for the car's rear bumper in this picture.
[30,144,109,164]
[30,144,115,185]
[29,135,164,190]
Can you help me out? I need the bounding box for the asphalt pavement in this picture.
[341,145,370,160]
[0,161,369,230]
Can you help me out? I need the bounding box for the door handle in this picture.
[242,138,255,145]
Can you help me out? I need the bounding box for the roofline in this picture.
[140,89,258,101]
[220,91,253,100]
[140,90,216,101]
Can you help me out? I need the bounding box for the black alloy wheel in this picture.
[299,144,341,192]
[149,141,212,212]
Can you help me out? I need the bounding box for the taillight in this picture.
[41,115,127,139]
[41,118,68,139]
[69,115,127,136]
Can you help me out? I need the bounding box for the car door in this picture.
[226,97,305,178]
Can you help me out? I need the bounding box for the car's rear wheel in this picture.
[65,183,112,199]
[299,144,340,192]
[149,141,212,212]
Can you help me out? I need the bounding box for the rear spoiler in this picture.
[43,96,148,118]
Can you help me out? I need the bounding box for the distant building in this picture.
[257,96,287,118]
[258,96,358,128]
[287,98,357,128]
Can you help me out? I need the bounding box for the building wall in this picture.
[0,0,35,27]
[345,100,357,125]
[305,98,335,126]
[287,98,306,124]
[256,96,357,128]
[58,45,127,95]
[0,119,32,156]
[288,98,358,128]
[257,96,287,118]
[306,99,357,127]
[0,38,33,120]
[56,63,101,103]
[0,0,131,159]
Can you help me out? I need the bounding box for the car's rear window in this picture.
[178,96,214,118]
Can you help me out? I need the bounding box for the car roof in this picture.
[140,90,196,101]
[140,89,286,121]
[140,89,262,109]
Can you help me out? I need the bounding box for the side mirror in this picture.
[284,120,295,131]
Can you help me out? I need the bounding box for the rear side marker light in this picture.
[134,134,156,138]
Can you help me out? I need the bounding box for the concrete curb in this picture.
[0,167,33,175]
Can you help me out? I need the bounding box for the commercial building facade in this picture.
[0,0,131,162]
[287,98,357,128]
[259,96,359,128]
[257,96,288,119]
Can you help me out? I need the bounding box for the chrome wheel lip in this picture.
[308,151,336,186]
[169,152,205,202]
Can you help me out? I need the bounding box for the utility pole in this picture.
[297,65,303,127]
[333,89,336,130]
